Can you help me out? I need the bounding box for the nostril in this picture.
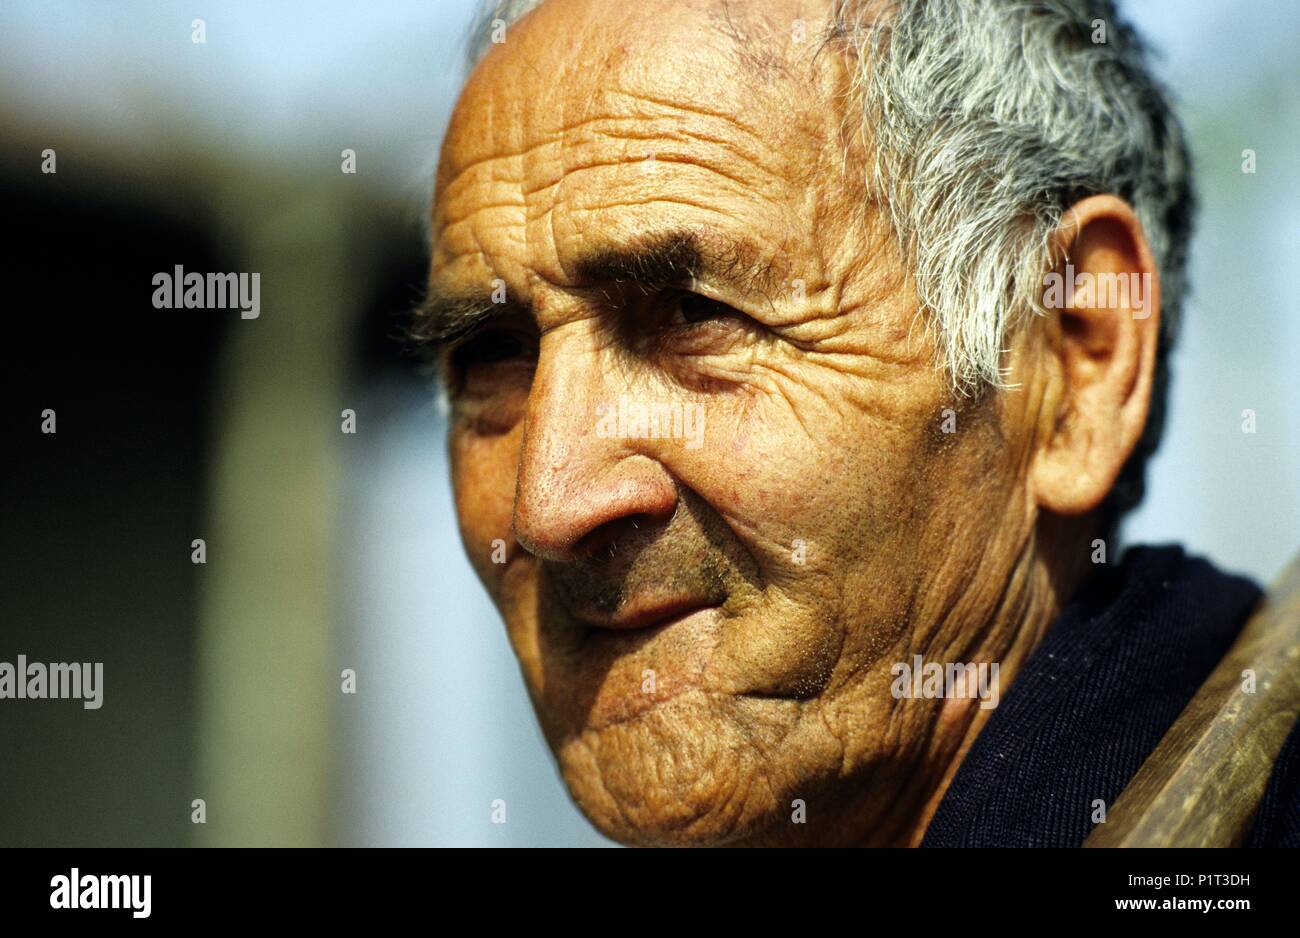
[573,511,670,558]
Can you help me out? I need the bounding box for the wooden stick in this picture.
[1084,552,1300,847]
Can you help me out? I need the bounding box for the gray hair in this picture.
[461,0,1194,521]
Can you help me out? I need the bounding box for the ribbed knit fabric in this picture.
[921,544,1296,847]
[1247,717,1300,847]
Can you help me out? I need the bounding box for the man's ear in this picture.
[1031,194,1161,516]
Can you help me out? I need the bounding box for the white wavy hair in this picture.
[459,0,1194,518]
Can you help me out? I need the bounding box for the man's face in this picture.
[429,0,1045,845]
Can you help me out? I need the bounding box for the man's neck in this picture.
[901,517,1096,846]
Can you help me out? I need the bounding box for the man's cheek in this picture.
[672,388,858,570]
[450,428,520,595]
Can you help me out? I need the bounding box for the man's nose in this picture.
[512,342,677,563]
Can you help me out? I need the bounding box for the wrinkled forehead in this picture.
[434,0,843,200]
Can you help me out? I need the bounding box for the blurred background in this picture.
[0,0,1295,847]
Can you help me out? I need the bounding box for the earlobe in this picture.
[1030,195,1161,517]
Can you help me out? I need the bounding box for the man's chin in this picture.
[544,691,792,847]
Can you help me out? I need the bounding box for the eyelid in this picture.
[677,279,775,319]
[452,324,538,370]
[661,286,753,326]
[437,315,537,393]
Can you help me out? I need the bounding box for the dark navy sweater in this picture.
[922,545,1299,847]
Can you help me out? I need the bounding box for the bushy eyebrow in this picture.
[408,292,506,356]
[575,229,784,301]
[575,229,705,292]
[409,228,785,356]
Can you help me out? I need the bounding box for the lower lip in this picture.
[581,604,712,639]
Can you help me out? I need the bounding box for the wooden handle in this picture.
[1084,551,1300,847]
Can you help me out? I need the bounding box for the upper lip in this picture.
[570,596,712,631]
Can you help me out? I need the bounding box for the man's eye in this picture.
[452,329,528,368]
[446,327,537,403]
[670,291,741,325]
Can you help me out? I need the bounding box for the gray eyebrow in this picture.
[407,291,516,357]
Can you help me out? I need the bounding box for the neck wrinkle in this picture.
[896,516,1093,846]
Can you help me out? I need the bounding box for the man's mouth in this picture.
[539,598,726,731]
[569,595,714,632]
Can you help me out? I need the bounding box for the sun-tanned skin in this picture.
[425,0,1160,846]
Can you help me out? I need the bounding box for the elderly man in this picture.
[415,0,1299,846]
